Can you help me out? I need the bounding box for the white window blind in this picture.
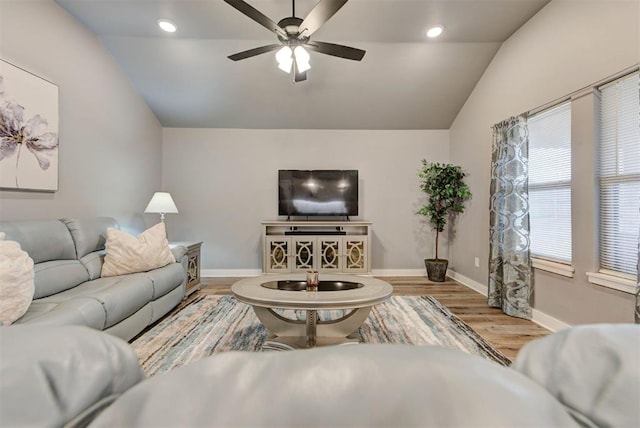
[597,72,640,277]
[528,102,572,263]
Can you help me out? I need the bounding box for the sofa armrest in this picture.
[512,324,640,428]
[90,345,578,427]
[170,245,187,264]
[0,325,145,428]
[171,246,189,282]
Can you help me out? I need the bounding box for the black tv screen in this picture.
[278,170,358,217]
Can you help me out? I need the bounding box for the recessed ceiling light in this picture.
[426,25,444,38]
[157,19,177,33]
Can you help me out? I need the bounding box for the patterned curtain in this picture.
[488,115,533,319]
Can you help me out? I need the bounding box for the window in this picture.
[528,102,572,264]
[597,72,640,277]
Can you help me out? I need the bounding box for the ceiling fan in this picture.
[224,0,366,82]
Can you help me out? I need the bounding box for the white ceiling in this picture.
[55,0,550,129]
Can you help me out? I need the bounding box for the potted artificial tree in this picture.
[417,161,472,282]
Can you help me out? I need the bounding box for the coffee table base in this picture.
[252,306,372,349]
[262,334,361,351]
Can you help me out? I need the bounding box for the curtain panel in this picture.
[488,115,533,319]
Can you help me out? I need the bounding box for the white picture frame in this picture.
[0,59,59,191]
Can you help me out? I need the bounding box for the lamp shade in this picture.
[144,192,179,214]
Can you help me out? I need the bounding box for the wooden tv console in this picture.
[262,221,372,274]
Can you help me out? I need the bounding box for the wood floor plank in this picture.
[200,275,549,360]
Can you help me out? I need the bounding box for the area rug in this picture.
[132,295,511,376]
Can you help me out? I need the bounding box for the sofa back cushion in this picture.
[0,220,76,263]
[0,220,89,298]
[61,217,119,259]
[62,218,120,280]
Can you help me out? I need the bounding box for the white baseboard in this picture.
[531,309,571,332]
[447,269,571,332]
[203,269,427,278]
[371,269,426,277]
[446,269,488,296]
[201,269,262,278]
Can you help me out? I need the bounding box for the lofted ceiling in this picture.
[55,0,550,129]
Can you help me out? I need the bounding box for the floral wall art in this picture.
[0,60,59,191]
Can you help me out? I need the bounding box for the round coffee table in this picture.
[231,274,393,349]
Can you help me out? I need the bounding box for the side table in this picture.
[169,241,203,296]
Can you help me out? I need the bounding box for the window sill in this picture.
[586,271,637,295]
[532,258,575,278]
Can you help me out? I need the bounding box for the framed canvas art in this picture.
[0,59,59,191]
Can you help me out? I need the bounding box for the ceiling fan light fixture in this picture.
[294,46,311,73]
[157,19,177,33]
[224,0,365,82]
[276,46,294,73]
[426,25,444,38]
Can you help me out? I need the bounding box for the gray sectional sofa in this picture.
[0,323,638,427]
[0,217,187,340]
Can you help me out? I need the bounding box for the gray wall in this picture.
[162,128,449,273]
[449,0,639,324]
[0,0,163,232]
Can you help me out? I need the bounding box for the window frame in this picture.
[527,101,574,273]
[587,70,639,293]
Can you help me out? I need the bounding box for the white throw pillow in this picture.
[0,232,35,325]
[101,223,176,278]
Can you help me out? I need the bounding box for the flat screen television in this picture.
[278,170,358,218]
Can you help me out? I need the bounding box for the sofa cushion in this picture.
[0,220,76,263]
[34,259,90,298]
[512,324,640,428]
[14,297,107,330]
[0,233,35,325]
[0,325,145,428]
[102,223,175,277]
[90,344,578,427]
[92,276,155,328]
[61,217,118,259]
[42,275,154,329]
[139,262,185,299]
[80,251,106,280]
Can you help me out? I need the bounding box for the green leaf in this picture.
[417,161,472,237]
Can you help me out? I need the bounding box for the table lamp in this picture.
[144,192,179,222]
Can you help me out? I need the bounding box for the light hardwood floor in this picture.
[200,276,549,360]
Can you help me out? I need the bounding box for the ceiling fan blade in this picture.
[292,60,306,83]
[305,41,366,61]
[299,0,348,37]
[228,44,281,61]
[224,0,287,38]
[293,67,307,83]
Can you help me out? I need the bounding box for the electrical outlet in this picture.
[474,257,480,268]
